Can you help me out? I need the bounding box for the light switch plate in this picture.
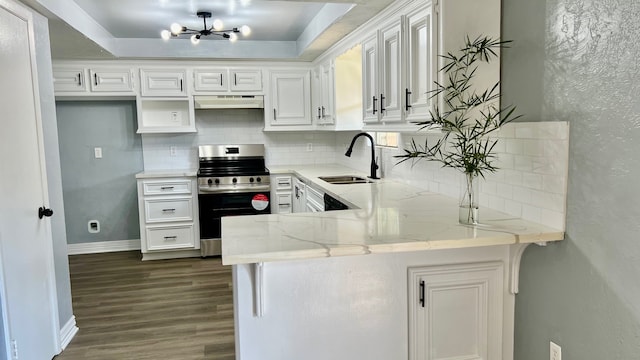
[94,147,102,159]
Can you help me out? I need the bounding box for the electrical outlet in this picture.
[170,146,177,156]
[550,341,561,360]
[94,147,102,159]
[306,143,313,152]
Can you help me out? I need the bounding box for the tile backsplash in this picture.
[142,117,569,230]
[141,109,338,170]
[337,122,570,230]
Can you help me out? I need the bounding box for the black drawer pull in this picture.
[419,280,425,307]
[405,88,412,111]
[164,236,177,240]
[160,186,174,190]
[372,96,377,114]
[162,208,176,212]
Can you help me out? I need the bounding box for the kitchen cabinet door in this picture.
[319,61,335,125]
[52,68,87,92]
[408,262,504,360]
[269,70,312,126]
[194,69,228,92]
[379,20,403,123]
[362,34,379,124]
[89,68,135,92]
[230,69,262,92]
[140,68,188,97]
[405,5,435,123]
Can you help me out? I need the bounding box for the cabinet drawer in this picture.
[276,193,292,214]
[145,198,193,223]
[146,225,195,251]
[274,176,292,191]
[143,180,192,195]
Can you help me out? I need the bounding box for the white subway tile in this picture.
[522,173,543,190]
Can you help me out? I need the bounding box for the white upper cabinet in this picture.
[193,69,227,92]
[89,68,135,92]
[140,69,187,97]
[230,69,262,92]
[312,60,335,126]
[405,5,435,122]
[379,20,403,123]
[362,17,404,126]
[52,68,87,92]
[362,34,378,124]
[53,67,134,95]
[265,70,312,129]
[194,68,262,93]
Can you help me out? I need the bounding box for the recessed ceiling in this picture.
[20,0,396,61]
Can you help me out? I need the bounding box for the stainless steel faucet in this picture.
[344,132,379,179]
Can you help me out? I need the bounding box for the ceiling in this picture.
[21,0,396,61]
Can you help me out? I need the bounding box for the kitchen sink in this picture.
[318,175,371,185]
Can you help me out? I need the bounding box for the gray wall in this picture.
[502,0,640,358]
[56,101,143,244]
[33,9,75,335]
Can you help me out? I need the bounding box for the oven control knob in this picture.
[207,179,213,185]
[232,178,238,184]
[214,179,220,185]
[256,177,262,183]
[249,177,254,183]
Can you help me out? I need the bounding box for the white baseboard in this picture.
[67,239,140,255]
[59,315,79,350]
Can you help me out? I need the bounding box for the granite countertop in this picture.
[135,169,198,179]
[221,164,565,265]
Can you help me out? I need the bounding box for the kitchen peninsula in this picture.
[222,164,564,360]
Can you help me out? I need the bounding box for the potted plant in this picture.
[396,35,520,224]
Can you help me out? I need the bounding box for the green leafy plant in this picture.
[396,35,520,178]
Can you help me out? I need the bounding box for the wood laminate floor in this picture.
[55,251,235,360]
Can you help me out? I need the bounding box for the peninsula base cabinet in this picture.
[136,177,200,260]
[232,244,524,360]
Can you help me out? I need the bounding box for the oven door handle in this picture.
[198,186,271,194]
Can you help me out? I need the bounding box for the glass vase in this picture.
[459,172,479,225]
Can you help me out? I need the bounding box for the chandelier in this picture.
[161,11,251,45]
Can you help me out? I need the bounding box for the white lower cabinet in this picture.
[271,175,293,214]
[137,177,200,260]
[408,262,504,360]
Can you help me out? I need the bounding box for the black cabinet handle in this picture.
[94,73,98,86]
[160,186,174,190]
[273,108,277,120]
[77,73,82,86]
[220,74,223,86]
[161,208,176,212]
[380,93,386,113]
[317,107,321,119]
[164,236,177,240]
[419,280,425,307]
[180,79,183,92]
[405,88,412,111]
[321,106,326,118]
[234,73,238,85]
[372,96,378,114]
[38,206,53,219]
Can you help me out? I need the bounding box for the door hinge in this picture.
[11,339,18,359]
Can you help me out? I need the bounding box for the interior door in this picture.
[0,1,59,359]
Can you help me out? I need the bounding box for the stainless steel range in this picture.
[197,144,271,256]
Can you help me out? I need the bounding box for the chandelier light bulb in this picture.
[170,23,182,35]
[191,34,200,44]
[160,29,171,40]
[240,25,251,36]
[229,32,238,42]
[213,19,224,31]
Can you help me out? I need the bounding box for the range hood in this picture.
[194,95,264,109]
